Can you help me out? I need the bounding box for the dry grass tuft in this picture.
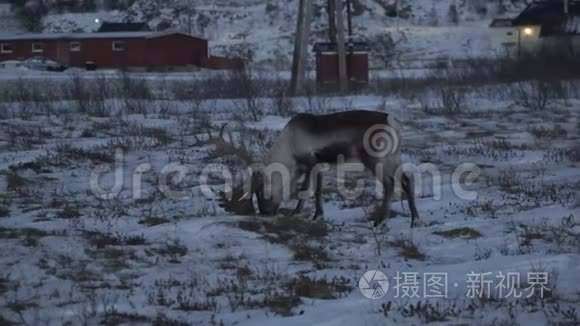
[433,227,482,239]
[288,275,352,299]
[389,239,426,261]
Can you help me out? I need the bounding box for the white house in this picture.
[490,0,580,55]
[489,18,520,55]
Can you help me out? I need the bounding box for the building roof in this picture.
[512,0,580,36]
[97,22,150,32]
[490,18,514,27]
[0,31,206,42]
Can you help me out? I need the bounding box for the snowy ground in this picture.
[0,76,579,325]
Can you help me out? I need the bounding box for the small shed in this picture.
[313,41,369,87]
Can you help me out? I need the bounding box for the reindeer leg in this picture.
[374,177,394,227]
[362,157,392,226]
[292,170,310,216]
[313,172,324,220]
[402,172,421,228]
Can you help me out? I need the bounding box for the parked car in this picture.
[24,57,67,72]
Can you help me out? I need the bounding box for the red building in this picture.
[0,31,240,70]
[313,42,369,87]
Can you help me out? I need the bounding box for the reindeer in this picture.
[239,110,422,228]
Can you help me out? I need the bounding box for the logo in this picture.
[359,270,390,299]
[363,124,400,158]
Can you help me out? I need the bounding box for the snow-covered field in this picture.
[0,74,579,325]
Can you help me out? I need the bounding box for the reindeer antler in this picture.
[194,123,254,165]
[194,123,259,216]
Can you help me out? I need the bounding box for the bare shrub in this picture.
[398,300,461,322]
[528,125,567,140]
[544,304,579,324]
[437,86,466,114]
[462,50,580,83]
[272,88,295,117]
[83,230,147,248]
[5,126,50,149]
[6,170,29,192]
[461,199,501,219]
[118,72,153,115]
[40,143,115,167]
[443,140,524,161]
[367,33,400,69]
[90,74,115,117]
[544,145,580,163]
[0,206,10,218]
[474,246,493,261]
[566,145,580,162]
[513,80,558,111]
[125,123,172,146]
[520,218,579,254]
[496,167,577,206]
[151,239,188,263]
[59,206,81,219]
[65,73,91,114]
[229,67,264,122]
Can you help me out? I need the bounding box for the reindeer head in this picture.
[236,168,280,216]
[216,169,279,216]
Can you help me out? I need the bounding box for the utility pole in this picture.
[346,0,353,40]
[334,0,348,92]
[327,0,337,42]
[396,0,400,32]
[290,0,314,95]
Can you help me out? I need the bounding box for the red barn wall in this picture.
[146,34,208,68]
[71,38,148,68]
[1,33,223,70]
[0,39,60,62]
[316,52,369,84]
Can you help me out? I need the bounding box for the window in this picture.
[70,42,81,52]
[1,43,13,54]
[112,41,126,52]
[32,42,44,53]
